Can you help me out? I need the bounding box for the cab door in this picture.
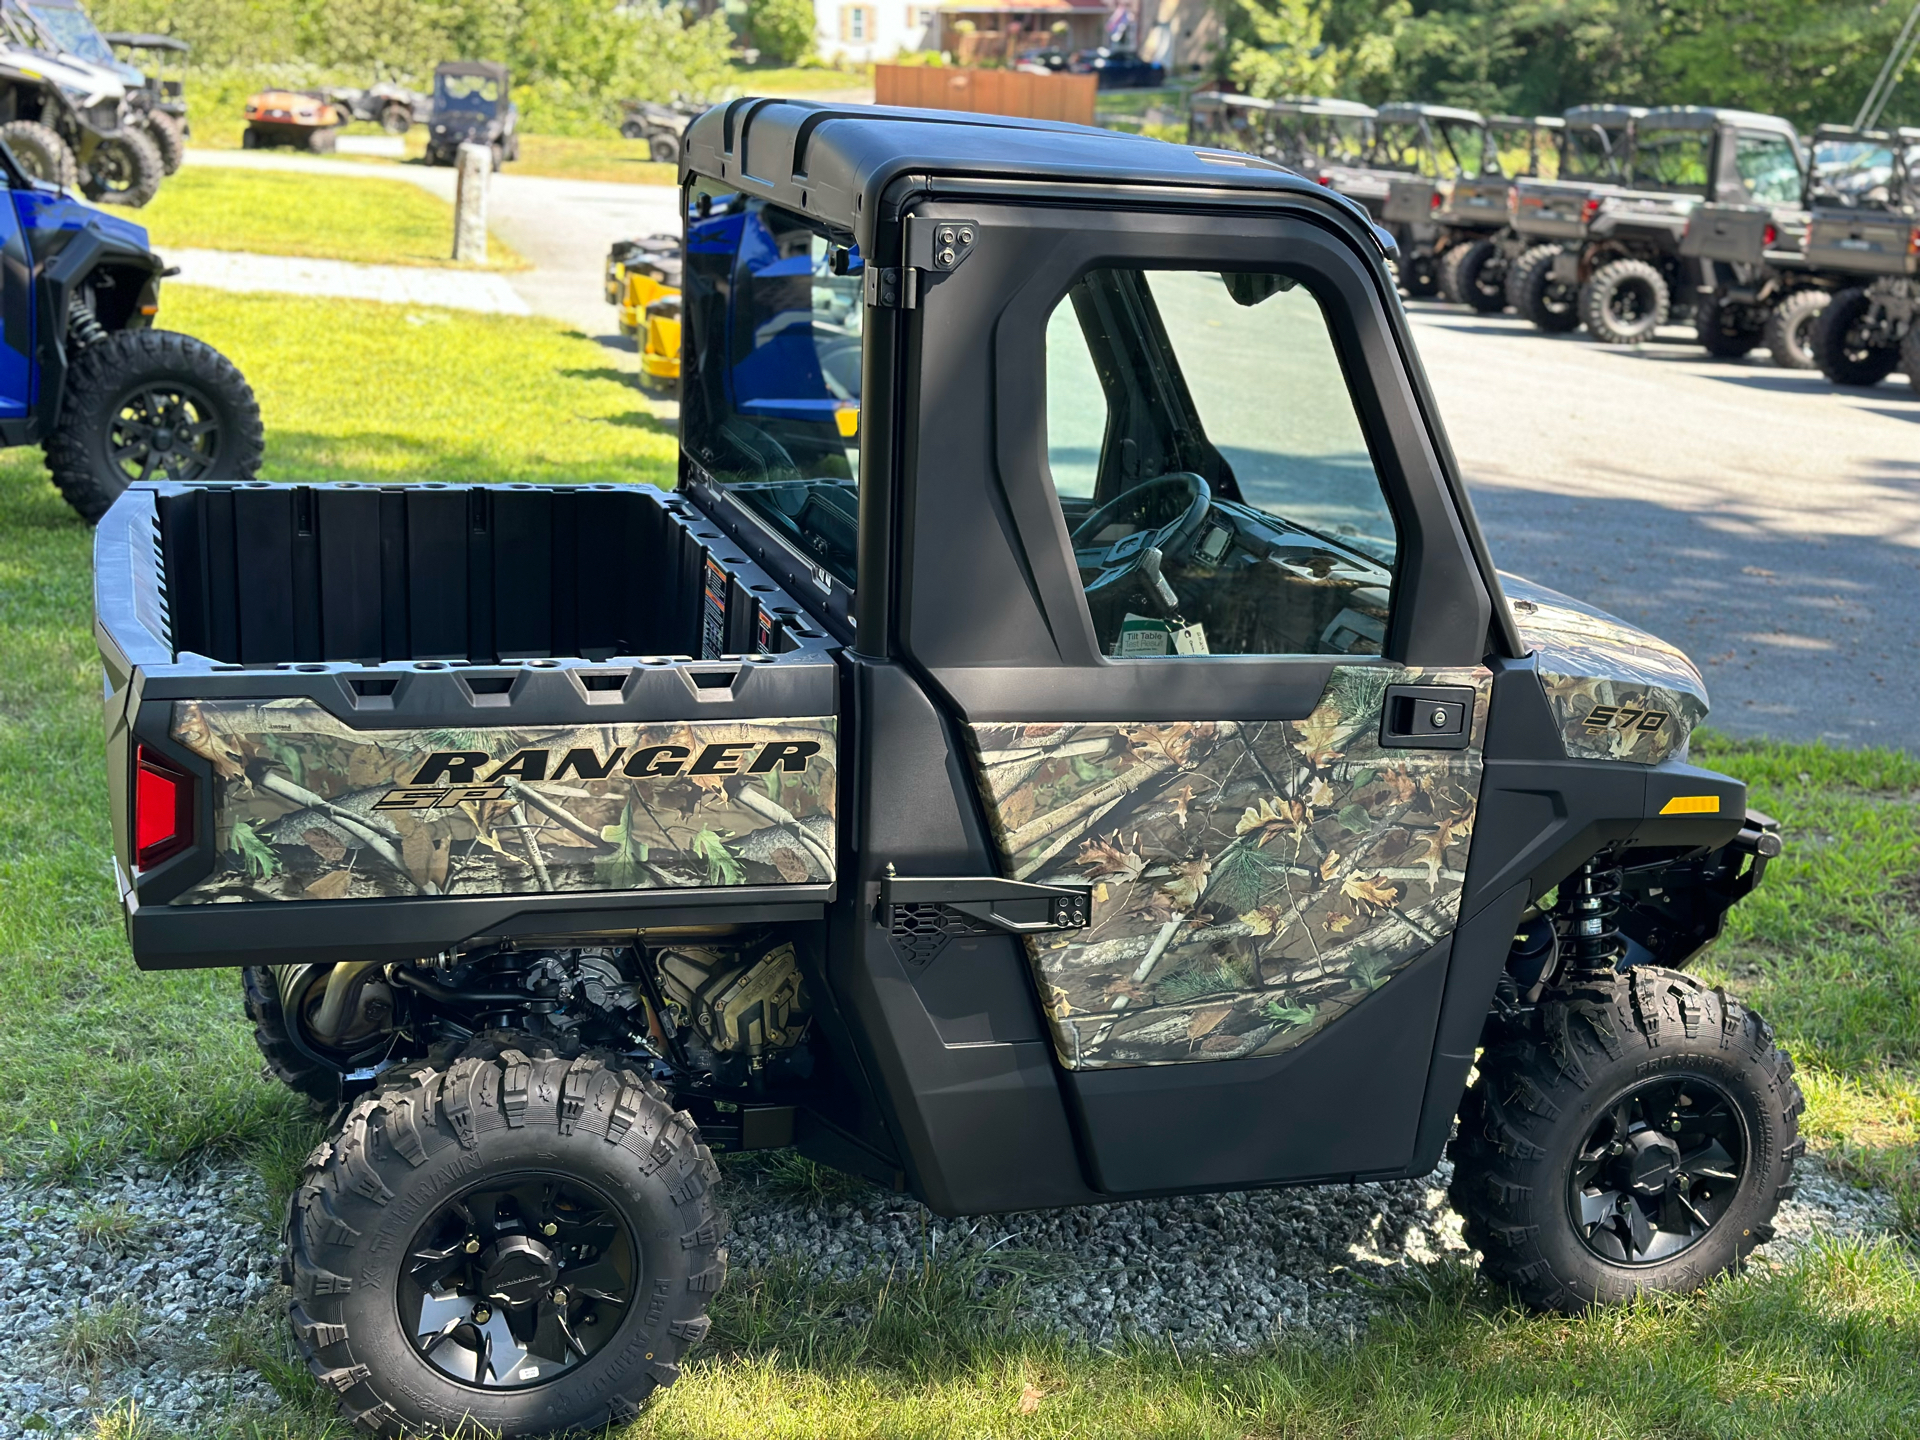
[899,198,1498,1193]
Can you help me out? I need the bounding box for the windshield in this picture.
[1810,137,1917,210]
[1369,121,1434,175]
[436,72,501,110]
[1563,124,1625,180]
[1317,114,1372,164]
[23,0,112,62]
[682,195,865,587]
[1435,118,1488,175]
[1631,126,1713,193]
[1492,124,1557,179]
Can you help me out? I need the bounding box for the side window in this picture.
[1043,268,1396,660]
[1736,132,1802,205]
[681,193,863,585]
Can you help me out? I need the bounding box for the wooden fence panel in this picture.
[873,65,1097,126]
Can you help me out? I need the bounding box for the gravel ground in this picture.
[0,1163,280,1438]
[0,1151,1894,1436]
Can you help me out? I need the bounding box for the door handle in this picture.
[1379,684,1475,750]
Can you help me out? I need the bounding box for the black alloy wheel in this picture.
[401,1171,637,1389]
[1569,1074,1747,1265]
[107,377,227,485]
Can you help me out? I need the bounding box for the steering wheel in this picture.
[1068,472,1213,601]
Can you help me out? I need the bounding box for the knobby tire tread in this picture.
[284,1048,725,1437]
[1448,966,1803,1312]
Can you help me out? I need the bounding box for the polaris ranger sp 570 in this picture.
[94,103,1797,1439]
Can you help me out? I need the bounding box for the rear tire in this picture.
[44,329,265,523]
[1765,288,1828,370]
[649,133,680,166]
[379,103,411,135]
[1813,286,1901,386]
[1695,296,1763,358]
[241,967,339,1106]
[142,110,186,175]
[285,1048,725,1438]
[0,119,78,188]
[308,126,337,154]
[1450,966,1803,1312]
[83,127,164,207]
[1582,258,1669,344]
[1445,239,1506,312]
[1517,246,1582,332]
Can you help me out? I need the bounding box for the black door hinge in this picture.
[865,264,914,309]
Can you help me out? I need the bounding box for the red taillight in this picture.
[1762,223,1777,248]
[135,745,193,869]
[1429,191,1443,210]
[1316,172,1333,186]
[1580,197,1602,225]
[1909,225,1920,257]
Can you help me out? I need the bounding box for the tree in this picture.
[747,0,817,66]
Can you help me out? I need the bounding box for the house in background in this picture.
[815,0,1110,65]
[815,0,940,64]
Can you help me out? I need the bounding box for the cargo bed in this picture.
[95,481,841,969]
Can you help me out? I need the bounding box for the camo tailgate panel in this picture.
[168,699,836,903]
[966,665,1490,1071]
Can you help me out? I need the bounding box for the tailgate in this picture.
[96,481,842,969]
[1681,203,1773,263]
[1805,212,1919,275]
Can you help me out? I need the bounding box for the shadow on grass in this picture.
[664,1237,1920,1439]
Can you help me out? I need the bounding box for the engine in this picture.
[269,932,814,1092]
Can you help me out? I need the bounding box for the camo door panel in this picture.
[168,699,837,903]
[966,665,1489,1070]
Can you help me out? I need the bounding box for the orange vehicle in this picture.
[243,90,348,152]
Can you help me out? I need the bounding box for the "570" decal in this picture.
[1583,705,1670,734]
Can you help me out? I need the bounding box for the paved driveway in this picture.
[1408,304,1920,750]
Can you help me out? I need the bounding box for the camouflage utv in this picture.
[1435,115,1565,312]
[1800,125,1920,393]
[1508,105,1641,331]
[94,104,1801,1439]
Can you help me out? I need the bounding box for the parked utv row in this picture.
[1189,92,1919,395]
[0,0,188,208]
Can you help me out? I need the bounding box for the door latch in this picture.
[877,868,1091,965]
[1379,684,1476,750]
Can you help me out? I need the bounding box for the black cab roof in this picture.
[683,99,1377,251]
[1563,105,1647,127]
[1375,102,1485,126]
[1637,105,1797,138]
[436,60,509,85]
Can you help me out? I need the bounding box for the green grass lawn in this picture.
[141,166,525,269]
[2,286,1917,1437]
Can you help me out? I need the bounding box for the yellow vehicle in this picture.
[639,291,680,394]
[606,234,682,392]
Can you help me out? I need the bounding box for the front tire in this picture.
[0,119,78,188]
[285,1049,725,1438]
[379,104,412,135]
[1814,286,1902,386]
[142,110,186,175]
[1765,288,1828,370]
[1582,258,1670,344]
[83,127,165,207]
[44,329,265,523]
[1450,967,1802,1312]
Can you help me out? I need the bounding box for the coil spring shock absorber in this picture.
[1560,856,1625,971]
[67,295,109,352]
